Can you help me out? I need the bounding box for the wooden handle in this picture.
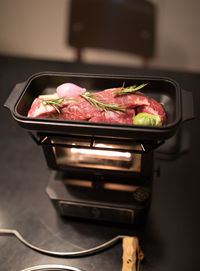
[122,237,137,271]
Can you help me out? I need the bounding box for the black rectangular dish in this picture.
[4,72,194,141]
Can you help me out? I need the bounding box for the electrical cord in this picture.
[0,228,126,257]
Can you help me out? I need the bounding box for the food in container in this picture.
[27,82,166,127]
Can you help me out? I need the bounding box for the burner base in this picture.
[46,171,152,225]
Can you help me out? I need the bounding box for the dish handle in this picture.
[181,89,195,123]
[4,82,27,111]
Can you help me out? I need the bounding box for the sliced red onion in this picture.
[56,83,86,98]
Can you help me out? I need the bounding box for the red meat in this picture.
[89,108,135,124]
[61,96,98,120]
[28,97,73,119]
[27,87,166,125]
[61,88,150,121]
[27,98,59,118]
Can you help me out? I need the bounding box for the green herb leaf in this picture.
[80,92,126,112]
[114,83,148,95]
[41,97,66,114]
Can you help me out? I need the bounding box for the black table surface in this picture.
[0,55,200,271]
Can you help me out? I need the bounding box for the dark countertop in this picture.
[0,55,200,271]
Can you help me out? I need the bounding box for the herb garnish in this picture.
[41,97,65,113]
[114,83,148,95]
[80,92,126,112]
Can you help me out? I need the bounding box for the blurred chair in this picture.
[68,0,156,67]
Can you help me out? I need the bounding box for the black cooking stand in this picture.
[0,55,199,271]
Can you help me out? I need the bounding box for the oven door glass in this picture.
[50,137,142,172]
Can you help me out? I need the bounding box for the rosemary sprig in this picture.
[41,97,65,113]
[80,92,126,112]
[114,83,148,95]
